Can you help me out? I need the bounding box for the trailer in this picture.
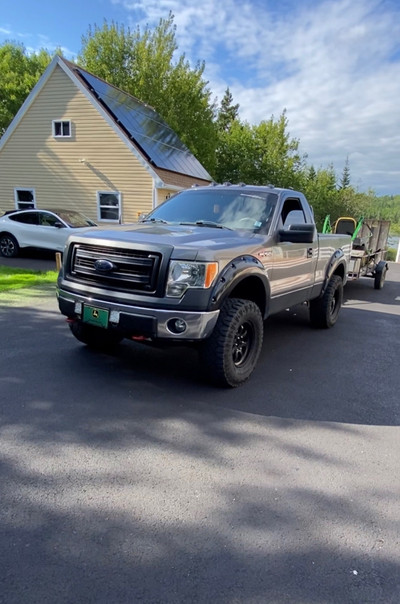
[323,216,390,289]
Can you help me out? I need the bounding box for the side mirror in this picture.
[279,224,316,243]
[54,221,66,228]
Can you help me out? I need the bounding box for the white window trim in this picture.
[52,119,71,138]
[14,188,36,209]
[97,191,121,223]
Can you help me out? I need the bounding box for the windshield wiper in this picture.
[141,217,168,224]
[179,220,232,230]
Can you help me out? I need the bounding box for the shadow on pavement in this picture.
[0,266,399,603]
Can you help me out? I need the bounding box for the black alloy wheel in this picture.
[200,298,264,387]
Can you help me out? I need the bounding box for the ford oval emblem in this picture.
[94,259,115,273]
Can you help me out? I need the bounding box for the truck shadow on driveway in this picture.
[1,277,399,427]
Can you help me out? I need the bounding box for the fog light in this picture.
[167,318,187,334]
[74,302,82,316]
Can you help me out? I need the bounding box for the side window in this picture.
[9,212,39,225]
[97,191,121,222]
[14,188,35,210]
[283,210,306,227]
[39,212,59,227]
[281,199,306,228]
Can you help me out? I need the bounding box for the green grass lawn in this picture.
[0,266,59,292]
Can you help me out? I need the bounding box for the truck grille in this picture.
[70,243,162,293]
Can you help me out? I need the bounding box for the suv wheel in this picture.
[0,233,19,258]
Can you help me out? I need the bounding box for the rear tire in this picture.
[69,321,123,351]
[0,233,19,258]
[199,298,263,388]
[309,275,343,329]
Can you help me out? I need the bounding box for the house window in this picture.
[97,192,121,222]
[52,120,71,137]
[14,188,36,210]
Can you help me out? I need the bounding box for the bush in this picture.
[386,248,397,262]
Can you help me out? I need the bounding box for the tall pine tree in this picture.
[216,88,239,132]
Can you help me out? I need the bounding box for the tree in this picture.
[214,110,306,188]
[339,156,351,189]
[0,42,52,135]
[303,166,338,228]
[78,14,217,174]
[216,88,239,132]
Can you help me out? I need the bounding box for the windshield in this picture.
[55,211,97,228]
[144,188,278,233]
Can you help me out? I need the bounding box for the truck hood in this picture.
[71,222,263,261]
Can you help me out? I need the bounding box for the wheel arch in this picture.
[322,249,347,293]
[209,255,270,319]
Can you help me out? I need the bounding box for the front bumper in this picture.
[57,288,220,341]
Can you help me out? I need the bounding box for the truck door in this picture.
[270,197,318,308]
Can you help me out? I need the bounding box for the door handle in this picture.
[307,247,313,258]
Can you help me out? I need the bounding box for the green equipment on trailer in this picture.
[322,215,390,289]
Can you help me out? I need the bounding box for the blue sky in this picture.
[1,0,400,195]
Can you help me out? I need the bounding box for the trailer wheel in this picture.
[374,262,387,290]
[69,320,123,350]
[309,275,343,329]
[199,298,263,388]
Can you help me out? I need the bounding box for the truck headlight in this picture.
[166,261,219,297]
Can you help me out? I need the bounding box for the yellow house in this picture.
[0,56,212,224]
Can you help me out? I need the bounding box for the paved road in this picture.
[0,263,399,603]
[0,249,59,272]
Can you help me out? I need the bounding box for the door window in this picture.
[39,212,59,227]
[280,199,306,228]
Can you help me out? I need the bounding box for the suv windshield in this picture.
[144,188,278,233]
[54,211,97,228]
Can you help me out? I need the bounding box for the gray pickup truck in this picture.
[57,184,351,387]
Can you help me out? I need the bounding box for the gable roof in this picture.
[0,55,212,184]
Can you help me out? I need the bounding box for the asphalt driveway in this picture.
[0,249,59,272]
[0,262,399,603]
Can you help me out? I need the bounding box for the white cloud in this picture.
[0,26,76,59]
[113,0,400,193]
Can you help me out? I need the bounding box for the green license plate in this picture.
[82,305,109,328]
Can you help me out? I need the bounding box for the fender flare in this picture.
[321,249,347,294]
[208,255,270,317]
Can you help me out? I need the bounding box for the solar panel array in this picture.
[77,68,211,181]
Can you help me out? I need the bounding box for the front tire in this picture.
[0,233,19,258]
[69,321,123,351]
[309,275,343,328]
[200,298,263,387]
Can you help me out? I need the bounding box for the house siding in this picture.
[0,65,154,223]
[154,168,212,191]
